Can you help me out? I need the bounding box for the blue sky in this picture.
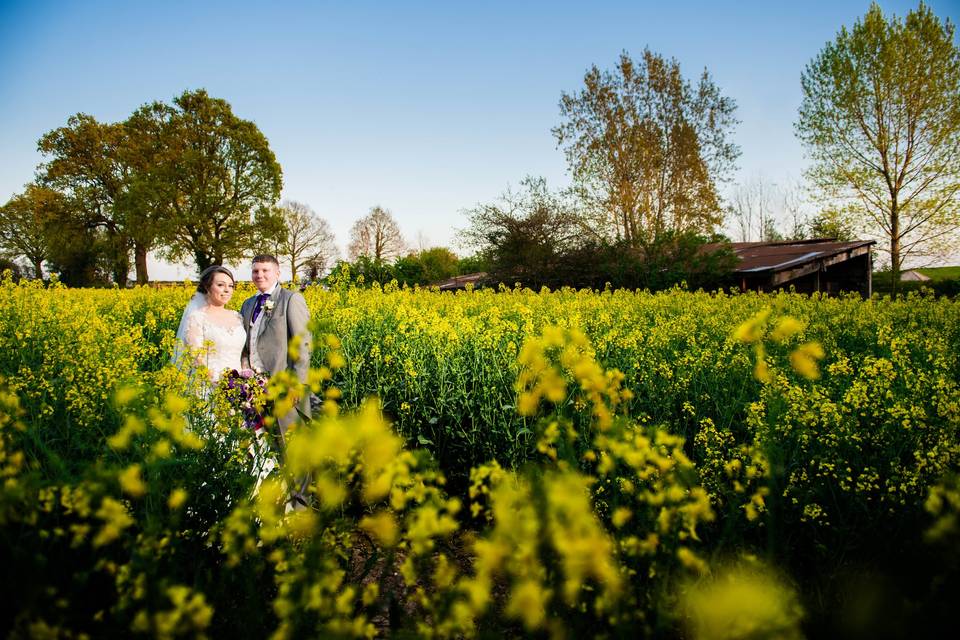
[1,0,957,277]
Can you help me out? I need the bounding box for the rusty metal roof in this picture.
[705,239,875,273]
[435,272,488,290]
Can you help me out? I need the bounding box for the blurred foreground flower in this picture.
[681,560,804,640]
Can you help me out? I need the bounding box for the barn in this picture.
[720,239,876,296]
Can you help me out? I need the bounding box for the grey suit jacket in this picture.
[241,286,312,384]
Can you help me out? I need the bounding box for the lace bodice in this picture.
[184,308,246,381]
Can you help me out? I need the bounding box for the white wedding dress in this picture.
[182,308,246,382]
[173,295,276,494]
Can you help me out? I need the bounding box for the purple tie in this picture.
[252,293,270,323]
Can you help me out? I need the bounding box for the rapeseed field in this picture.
[1,275,958,637]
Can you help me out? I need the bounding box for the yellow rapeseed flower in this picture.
[682,562,804,640]
[505,579,550,631]
[790,342,825,380]
[359,511,399,547]
[118,464,146,498]
[167,488,188,510]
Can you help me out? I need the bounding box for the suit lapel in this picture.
[241,297,254,333]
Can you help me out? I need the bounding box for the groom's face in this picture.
[252,261,280,293]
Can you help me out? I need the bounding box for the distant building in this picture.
[714,239,876,296]
[434,272,488,291]
[435,239,877,296]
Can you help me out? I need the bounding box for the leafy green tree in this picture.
[808,207,857,241]
[393,254,425,286]
[416,247,460,283]
[45,219,109,287]
[345,256,398,286]
[121,102,181,283]
[460,177,581,287]
[37,114,135,284]
[0,184,64,279]
[156,89,283,271]
[36,104,184,284]
[554,50,739,246]
[390,247,461,286]
[456,252,491,275]
[796,2,960,284]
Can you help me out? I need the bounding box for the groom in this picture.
[241,254,312,505]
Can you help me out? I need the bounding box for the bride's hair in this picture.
[197,265,235,293]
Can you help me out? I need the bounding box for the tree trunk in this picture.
[33,258,43,281]
[107,231,130,287]
[134,243,149,284]
[890,202,900,296]
[113,263,129,288]
[194,250,212,273]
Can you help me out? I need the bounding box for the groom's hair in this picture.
[252,254,280,267]
[197,265,235,293]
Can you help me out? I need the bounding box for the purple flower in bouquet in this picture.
[216,369,271,433]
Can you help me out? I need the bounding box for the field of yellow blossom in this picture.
[1,275,959,638]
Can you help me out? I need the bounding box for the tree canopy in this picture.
[460,176,581,285]
[37,114,138,284]
[33,90,283,284]
[796,2,960,280]
[270,199,338,282]
[348,206,406,262]
[554,49,740,247]
[0,184,64,279]
[156,90,284,271]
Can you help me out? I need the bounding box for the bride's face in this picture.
[206,273,235,307]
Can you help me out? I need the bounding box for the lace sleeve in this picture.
[184,311,207,359]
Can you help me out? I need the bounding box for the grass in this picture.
[873,265,960,281]
[916,266,960,281]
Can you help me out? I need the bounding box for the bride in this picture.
[173,265,276,491]
[173,265,245,385]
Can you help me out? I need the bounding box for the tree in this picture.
[553,49,739,246]
[796,2,960,284]
[274,200,338,282]
[416,247,460,283]
[727,177,812,242]
[460,177,582,287]
[393,255,425,286]
[807,206,857,241]
[0,184,64,278]
[456,252,491,274]
[121,102,181,283]
[327,256,398,287]
[37,114,136,284]
[728,176,780,242]
[36,105,182,284]
[780,180,812,241]
[393,247,461,286]
[348,206,405,262]
[565,232,737,292]
[158,90,283,271]
[45,219,109,287]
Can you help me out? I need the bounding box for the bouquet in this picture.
[216,369,270,434]
[214,369,277,491]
